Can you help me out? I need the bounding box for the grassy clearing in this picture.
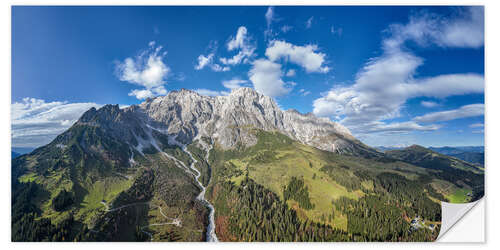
[18,172,37,183]
[429,179,472,203]
[81,177,133,215]
[447,188,472,203]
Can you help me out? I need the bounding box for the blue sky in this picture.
[11,6,484,148]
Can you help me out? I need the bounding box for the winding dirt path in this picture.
[100,201,182,241]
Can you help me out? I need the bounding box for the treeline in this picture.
[11,180,83,241]
[320,164,364,192]
[375,173,441,221]
[327,171,441,241]
[212,178,350,241]
[334,195,438,241]
[51,189,75,211]
[12,212,82,242]
[282,176,314,210]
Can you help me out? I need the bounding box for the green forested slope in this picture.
[205,130,450,241]
[386,145,484,203]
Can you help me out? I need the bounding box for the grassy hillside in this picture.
[386,145,483,173]
[386,145,484,202]
[206,129,446,241]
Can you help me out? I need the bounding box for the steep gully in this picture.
[104,125,219,242]
[146,125,219,242]
[181,144,219,242]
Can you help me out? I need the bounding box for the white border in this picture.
[2,0,497,249]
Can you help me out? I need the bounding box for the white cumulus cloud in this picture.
[313,49,483,130]
[266,40,329,73]
[115,41,170,100]
[128,86,167,100]
[116,41,169,89]
[248,59,290,97]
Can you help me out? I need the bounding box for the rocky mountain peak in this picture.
[68,87,378,157]
[123,87,377,156]
[227,87,267,100]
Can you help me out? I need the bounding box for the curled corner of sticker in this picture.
[437,198,484,241]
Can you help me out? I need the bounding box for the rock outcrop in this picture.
[130,87,378,156]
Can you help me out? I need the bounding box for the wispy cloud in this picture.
[220,26,256,66]
[286,69,296,77]
[264,7,277,38]
[305,16,314,29]
[312,7,484,136]
[194,89,229,97]
[384,6,484,51]
[195,53,230,72]
[330,25,343,36]
[299,89,311,96]
[12,98,100,147]
[222,78,249,89]
[194,77,249,97]
[413,104,484,123]
[364,121,441,133]
[421,101,439,108]
[470,123,484,128]
[281,25,293,33]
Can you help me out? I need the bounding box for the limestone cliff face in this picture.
[130,87,377,156]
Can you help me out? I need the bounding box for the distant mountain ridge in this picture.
[375,145,484,166]
[11,147,35,159]
[385,145,483,173]
[375,146,405,152]
[12,147,36,154]
[11,151,20,159]
[428,146,484,166]
[428,146,484,154]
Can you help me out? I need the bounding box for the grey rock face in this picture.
[127,87,375,156]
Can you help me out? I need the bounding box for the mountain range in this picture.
[376,145,485,166]
[428,146,484,166]
[11,88,484,242]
